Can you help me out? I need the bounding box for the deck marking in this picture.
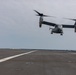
[0,50,37,63]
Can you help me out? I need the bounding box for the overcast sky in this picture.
[0,0,76,50]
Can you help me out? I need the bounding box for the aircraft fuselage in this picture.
[51,25,63,35]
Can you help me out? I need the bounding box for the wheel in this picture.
[51,32,53,34]
[60,33,63,35]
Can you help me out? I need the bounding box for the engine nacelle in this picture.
[75,26,76,32]
[39,16,43,28]
[74,22,76,32]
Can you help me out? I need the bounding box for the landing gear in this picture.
[51,31,53,34]
[60,33,63,35]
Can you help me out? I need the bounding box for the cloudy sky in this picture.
[0,0,76,50]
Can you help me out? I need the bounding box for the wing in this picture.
[62,24,74,28]
[42,21,74,28]
[42,21,56,26]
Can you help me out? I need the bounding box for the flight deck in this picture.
[0,49,76,75]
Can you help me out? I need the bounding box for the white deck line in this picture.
[0,50,37,63]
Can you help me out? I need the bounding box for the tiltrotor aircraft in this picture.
[34,10,76,35]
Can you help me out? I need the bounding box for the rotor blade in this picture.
[36,14,48,17]
[34,10,55,17]
[43,15,55,17]
[34,10,41,15]
[69,19,76,21]
[64,18,76,21]
[36,14,40,16]
[43,15,50,17]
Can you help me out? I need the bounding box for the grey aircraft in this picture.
[34,10,76,35]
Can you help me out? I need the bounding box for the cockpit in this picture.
[56,24,63,28]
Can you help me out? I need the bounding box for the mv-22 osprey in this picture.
[34,10,76,35]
